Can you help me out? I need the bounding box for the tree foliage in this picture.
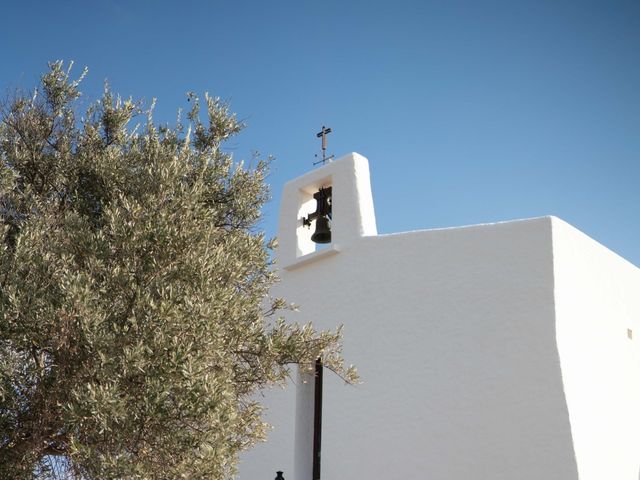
[0,62,356,479]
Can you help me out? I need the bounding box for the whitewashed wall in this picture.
[553,218,640,480]
[238,153,640,480]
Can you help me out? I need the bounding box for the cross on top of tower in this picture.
[314,126,334,165]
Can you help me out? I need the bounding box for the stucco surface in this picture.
[238,153,639,480]
[552,217,640,480]
[287,219,578,480]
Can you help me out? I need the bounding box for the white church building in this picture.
[239,153,640,480]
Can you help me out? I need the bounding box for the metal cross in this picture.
[314,126,334,165]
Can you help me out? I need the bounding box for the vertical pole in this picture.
[312,358,323,480]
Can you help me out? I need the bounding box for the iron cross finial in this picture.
[314,126,334,165]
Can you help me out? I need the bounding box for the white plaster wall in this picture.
[237,383,296,480]
[238,153,640,480]
[278,217,578,480]
[552,217,640,480]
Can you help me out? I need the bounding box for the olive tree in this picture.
[0,62,355,479]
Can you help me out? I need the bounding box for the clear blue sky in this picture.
[2,0,639,264]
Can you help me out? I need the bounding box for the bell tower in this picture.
[276,151,377,480]
[277,152,377,270]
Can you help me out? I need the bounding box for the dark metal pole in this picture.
[312,358,323,480]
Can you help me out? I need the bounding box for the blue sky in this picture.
[2,0,639,265]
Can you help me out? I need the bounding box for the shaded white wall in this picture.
[237,383,296,480]
[283,220,578,480]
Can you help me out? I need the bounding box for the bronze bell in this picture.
[311,215,331,244]
[303,187,332,244]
